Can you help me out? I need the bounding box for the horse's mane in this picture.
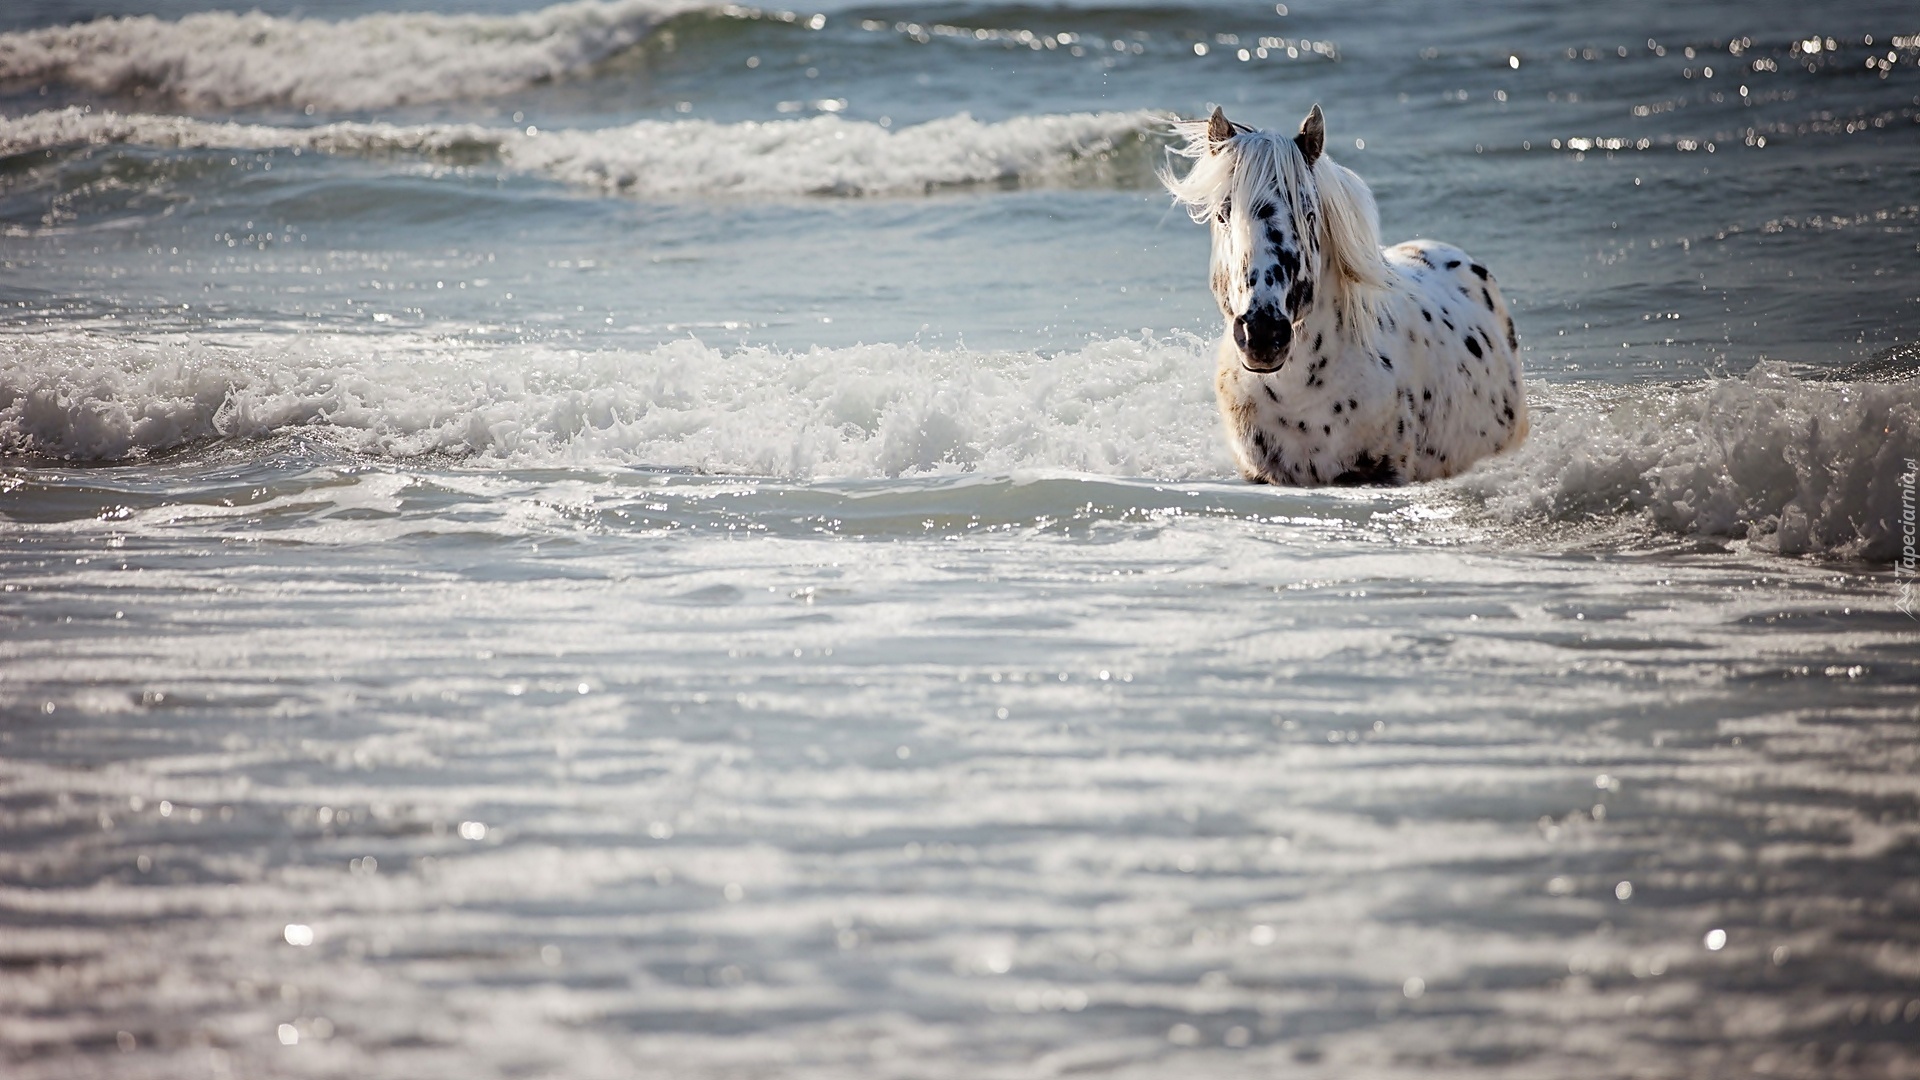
[1161,118,1386,350]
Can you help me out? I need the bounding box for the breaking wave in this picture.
[0,331,1227,480]
[0,0,721,110]
[0,106,1163,197]
[1455,366,1920,561]
[3,331,1914,560]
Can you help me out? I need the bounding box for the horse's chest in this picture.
[1218,352,1400,485]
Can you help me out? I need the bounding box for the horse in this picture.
[1162,104,1528,486]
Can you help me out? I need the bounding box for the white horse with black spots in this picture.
[1163,104,1528,486]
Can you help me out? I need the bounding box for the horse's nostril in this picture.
[1268,317,1293,352]
[1236,312,1291,358]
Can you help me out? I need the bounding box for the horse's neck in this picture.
[1300,263,1394,362]
[1297,289,1352,358]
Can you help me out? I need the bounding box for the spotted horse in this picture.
[1163,104,1529,485]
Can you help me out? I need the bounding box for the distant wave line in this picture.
[0,0,748,110]
[0,106,1167,197]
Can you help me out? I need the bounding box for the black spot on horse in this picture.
[1323,425,1331,435]
[1347,399,1357,410]
[1297,421,1307,432]
[1264,384,1279,402]
[1421,308,1432,322]
[1378,354,1393,370]
[1505,318,1518,351]
[1287,276,1314,315]
[1445,260,1461,269]
[1333,451,1399,486]
[1481,288,1495,311]
[1331,402,1342,414]
[1312,332,1324,352]
[1465,336,1483,359]
[1470,263,1489,280]
[1422,389,1431,400]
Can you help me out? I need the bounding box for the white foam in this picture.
[0,106,500,158]
[0,0,709,110]
[0,106,1162,197]
[1453,366,1920,561]
[0,330,1229,479]
[506,110,1160,196]
[4,332,1911,558]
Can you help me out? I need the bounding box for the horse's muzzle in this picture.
[1232,310,1293,373]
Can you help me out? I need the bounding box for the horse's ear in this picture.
[1296,104,1325,166]
[1206,106,1236,149]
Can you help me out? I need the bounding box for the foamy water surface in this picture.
[3,0,1918,1076]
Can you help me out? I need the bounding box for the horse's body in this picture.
[1165,105,1528,486]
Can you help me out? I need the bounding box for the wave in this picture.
[0,330,1228,480]
[0,106,1162,197]
[0,0,721,111]
[1454,366,1919,562]
[3,332,1913,559]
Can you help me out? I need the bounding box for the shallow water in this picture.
[3,0,1919,1076]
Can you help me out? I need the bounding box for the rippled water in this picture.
[2,0,1918,1076]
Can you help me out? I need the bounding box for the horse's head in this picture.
[1164,104,1384,374]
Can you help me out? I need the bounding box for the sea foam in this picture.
[0,106,1162,197]
[2,333,1911,559]
[0,0,710,110]
[0,331,1228,480]
[1455,367,1920,561]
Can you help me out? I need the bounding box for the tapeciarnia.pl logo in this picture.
[1899,457,1917,618]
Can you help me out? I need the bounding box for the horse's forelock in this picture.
[1164,129,1314,246]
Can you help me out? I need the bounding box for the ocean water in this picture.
[2,1,1919,1077]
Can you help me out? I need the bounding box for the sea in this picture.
[1,0,1918,1076]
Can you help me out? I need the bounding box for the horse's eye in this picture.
[1255,203,1276,219]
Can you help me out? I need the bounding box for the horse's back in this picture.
[1382,239,1528,477]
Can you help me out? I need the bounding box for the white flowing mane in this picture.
[1161,118,1387,350]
